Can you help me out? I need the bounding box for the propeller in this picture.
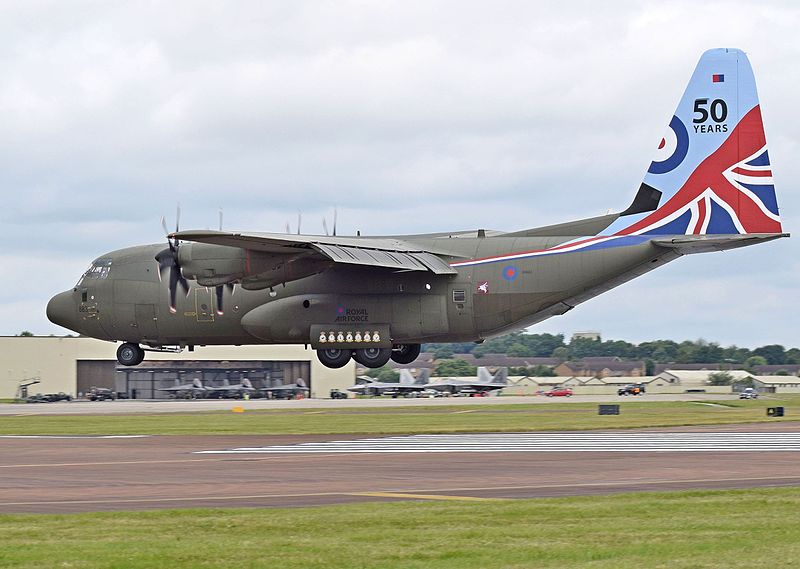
[322,208,338,236]
[156,205,190,314]
[214,283,235,316]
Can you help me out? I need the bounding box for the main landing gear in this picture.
[316,344,421,369]
[116,343,145,366]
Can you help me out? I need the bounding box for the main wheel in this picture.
[391,343,421,364]
[116,343,144,366]
[317,348,352,369]
[353,347,392,368]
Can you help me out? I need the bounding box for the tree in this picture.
[707,371,734,385]
[530,364,556,377]
[16,331,34,337]
[506,343,530,357]
[434,359,477,377]
[753,344,787,365]
[744,355,768,371]
[552,347,569,361]
[432,346,454,359]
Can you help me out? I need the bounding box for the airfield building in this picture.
[1,336,355,400]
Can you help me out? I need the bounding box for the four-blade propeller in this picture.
[156,207,190,314]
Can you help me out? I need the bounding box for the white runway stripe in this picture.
[0,435,150,439]
[196,432,800,454]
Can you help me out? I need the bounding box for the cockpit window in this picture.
[76,258,113,285]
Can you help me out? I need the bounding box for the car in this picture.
[329,389,349,399]
[88,387,116,401]
[618,384,645,396]
[545,388,573,397]
[25,392,72,403]
[739,388,759,400]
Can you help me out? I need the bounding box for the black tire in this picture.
[116,343,144,366]
[353,347,392,368]
[391,344,421,365]
[317,348,352,369]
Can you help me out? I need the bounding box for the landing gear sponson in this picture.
[114,341,420,369]
[317,343,421,369]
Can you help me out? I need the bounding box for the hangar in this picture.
[1,336,355,400]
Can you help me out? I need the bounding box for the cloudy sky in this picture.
[4,0,799,348]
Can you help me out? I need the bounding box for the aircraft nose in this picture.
[46,291,75,330]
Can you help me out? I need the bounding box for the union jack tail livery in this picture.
[614,48,781,237]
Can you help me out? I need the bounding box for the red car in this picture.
[545,387,573,397]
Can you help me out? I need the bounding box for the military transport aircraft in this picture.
[47,49,787,370]
[424,367,508,396]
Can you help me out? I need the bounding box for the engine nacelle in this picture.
[177,243,332,289]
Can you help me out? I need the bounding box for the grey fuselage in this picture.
[47,233,680,348]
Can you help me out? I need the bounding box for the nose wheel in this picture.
[117,343,145,366]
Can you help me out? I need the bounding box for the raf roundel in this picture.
[648,115,689,175]
[502,265,519,281]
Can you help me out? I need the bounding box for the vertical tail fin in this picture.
[398,369,415,385]
[616,48,781,236]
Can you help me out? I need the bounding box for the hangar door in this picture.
[77,360,117,395]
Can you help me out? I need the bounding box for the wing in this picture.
[174,230,458,275]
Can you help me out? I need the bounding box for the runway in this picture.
[0,393,741,415]
[2,423,800,513]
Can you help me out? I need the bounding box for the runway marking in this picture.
[4,476,800,509]
[351,492,495,502]
[196,432,800,454]
[0,457,285,469]
[451,409,480,414]
[0,435,151,439]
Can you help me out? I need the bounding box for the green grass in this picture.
[0,397,797,435]
[2,488,800,568]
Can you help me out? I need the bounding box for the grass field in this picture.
[0,397,796,436]
[1,488,798,568]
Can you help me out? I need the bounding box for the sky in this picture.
[4,0,799,348]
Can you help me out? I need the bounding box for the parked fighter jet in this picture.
[261,378,310,399]
[347,369,430,397]
[425,367,508,396]
[206,378,255,398]
[156,377,208,398]
[47,49,787,371]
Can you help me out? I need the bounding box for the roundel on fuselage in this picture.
[648,115,689,175]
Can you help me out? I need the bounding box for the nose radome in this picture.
[46,291,75,331]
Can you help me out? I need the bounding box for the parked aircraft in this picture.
[261,378,310,399]
[425,367,508,396]
[206,378,255,398]
[47,49,786,371]
[156,377,208,398]
[347,369,430,397]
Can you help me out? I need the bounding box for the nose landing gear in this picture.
[116,343,145,366]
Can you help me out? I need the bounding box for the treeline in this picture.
[423,332,800,366]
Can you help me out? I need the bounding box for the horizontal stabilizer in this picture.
[651,233,788,254]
